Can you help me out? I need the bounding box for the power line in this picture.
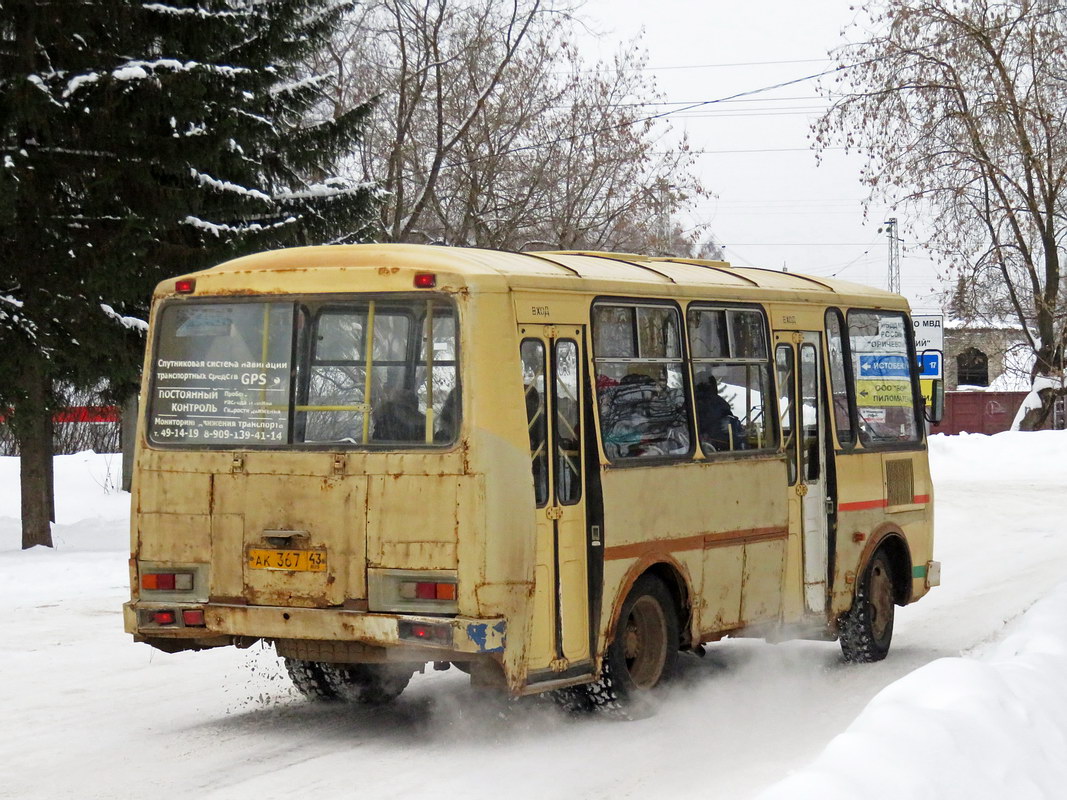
[570,57,833,76]
[441,64,845,172]
[649,145,844,155]
[672,109,829,119]
[722,242,886,246]
[555,94,826,110]
[696,197,862,205]
[440,4,1067,173]
[640,57,833,71]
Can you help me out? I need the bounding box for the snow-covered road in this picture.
[2,432,1065,799]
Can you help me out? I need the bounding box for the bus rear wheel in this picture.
[580,574,680,716]
[839,550,895,663]
[285,659,415,705]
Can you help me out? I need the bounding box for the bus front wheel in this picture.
[582,574,680,715]
[839,550,895,663]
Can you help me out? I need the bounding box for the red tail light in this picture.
[398,620,452,645]
[414,273,436,288]
[404,581,457,601]
[182,610,206,627]
[141,572,193,591]
[175,279,196,294]
[151,610,176,625]
[142,573,174,590]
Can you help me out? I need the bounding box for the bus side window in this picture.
[521,339,549,507]
[776,344,797,485]
[687,305,774,454]
[592,303,691,460]
[554,339,582,504]
[800,343,820,481]
[825,308,855,447]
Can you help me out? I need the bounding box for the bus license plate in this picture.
[247,548,327,572]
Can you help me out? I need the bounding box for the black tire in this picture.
[285,659,415,705]
[576,574,680,717]
[285,658,342,701]
[839,550,896,663]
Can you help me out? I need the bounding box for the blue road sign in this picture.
[918,352,941,378]
[859,354,911,378]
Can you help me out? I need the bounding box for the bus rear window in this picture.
[150,302,294,445]
[297,300,457,445]
[149,297,458,448]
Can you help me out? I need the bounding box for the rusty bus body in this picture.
[124,244,940,705]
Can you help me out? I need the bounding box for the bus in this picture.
[124,244,942,711]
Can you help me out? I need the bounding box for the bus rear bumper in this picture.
[123,600,507,657]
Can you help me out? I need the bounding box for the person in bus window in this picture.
[695,375,739,451]
[373,389,424,441]
[434,389,458,443]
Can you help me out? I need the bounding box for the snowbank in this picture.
[929,428,1067,483]
[0,451,128,552]
[757,583,1067,799]
[1010,375,1067,430]
[759,431,1067,800]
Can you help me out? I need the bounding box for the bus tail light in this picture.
[414,273,436,288]
[368,569,459,613]
[151,610,176,625]
[401,581,457,601]
[175,278,196,294]
[141,572,194,592]
[182,609,206,627]
[398,620,452,646]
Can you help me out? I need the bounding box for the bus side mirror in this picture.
[924,379,944,425]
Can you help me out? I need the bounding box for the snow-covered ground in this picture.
[1,433,1065,799]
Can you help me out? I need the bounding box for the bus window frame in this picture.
[520,337,551,508]
[843,307,925,453]
[685,301,777,458]
[825,307,858,451]
[590,296,695,466]
[146,293,462,452]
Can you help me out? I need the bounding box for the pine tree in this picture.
[0,0,378,548]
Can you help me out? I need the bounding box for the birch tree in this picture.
[815,0,1067,428]
[318,0,707,252]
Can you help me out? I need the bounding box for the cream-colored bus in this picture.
[124,244,941,710]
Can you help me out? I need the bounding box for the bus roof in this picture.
[173,243,908,308]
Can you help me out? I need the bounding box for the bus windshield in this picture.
[149,296,459,448]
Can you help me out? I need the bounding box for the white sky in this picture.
[580,0,945,312]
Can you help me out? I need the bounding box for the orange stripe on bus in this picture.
[839,494,930,512]
[604,527,788,561]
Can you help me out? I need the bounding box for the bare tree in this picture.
[316,0,708,254]
[815,0,1067,428]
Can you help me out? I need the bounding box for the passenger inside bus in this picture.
[694,376,742,452]
[434,389,458,443]
[373,389,424,441]
[598,372,689,458]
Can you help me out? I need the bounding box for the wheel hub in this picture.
[623,595,668,689]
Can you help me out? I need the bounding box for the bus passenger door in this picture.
[776,333,831,618]
[520,327,591,679]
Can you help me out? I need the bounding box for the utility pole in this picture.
[882,217,901,294]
